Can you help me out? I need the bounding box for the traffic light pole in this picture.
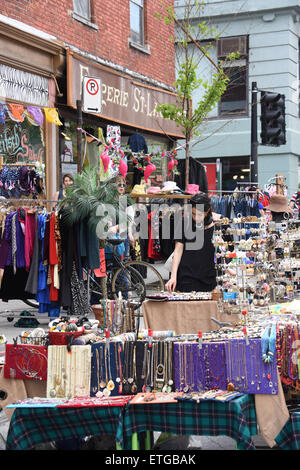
[250,82,258,184]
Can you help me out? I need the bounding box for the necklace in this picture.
[123,342,131,394]
[145,349,152,393]
[103,344,111,397]
[99,345,106,389]
[131,345,138,394]
[189,344,195,392]
[118,344,123,394]
[107,342,115,392]
[183,344,189,393]
[156,342,165,390]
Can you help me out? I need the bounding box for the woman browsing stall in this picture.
[165,193,217,293]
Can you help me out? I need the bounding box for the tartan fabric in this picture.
[116,394,257,450]
[275,412,300,450]
[6,405,124,450]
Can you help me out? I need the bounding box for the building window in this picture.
[130,0,144,45]
[73,0,91,21]
[218,36,248,116]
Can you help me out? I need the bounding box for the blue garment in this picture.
[36,213,60,317]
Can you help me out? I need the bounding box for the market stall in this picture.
[1,173,300,451]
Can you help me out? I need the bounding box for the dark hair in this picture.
[63,174,74,183]
[190,192,212,225]
[190,192,212,212]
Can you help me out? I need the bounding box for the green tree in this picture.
[156,1,239,190]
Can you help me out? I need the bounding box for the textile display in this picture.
[4,344,48,381]
[173,340,278,395]
[46,346,91,399]
[116,394,257,450]
[142,300,235,335]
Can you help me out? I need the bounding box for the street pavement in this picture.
[0,298,271,450]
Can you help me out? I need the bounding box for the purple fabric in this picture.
[15,217,25,269]
[3,212,15,266]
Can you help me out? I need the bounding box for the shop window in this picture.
[130,0,144,45]
[218,36,248,116]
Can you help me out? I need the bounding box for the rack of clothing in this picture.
[0,163,44,199]
[0,201,99,317]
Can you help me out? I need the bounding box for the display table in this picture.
[6,394,257,450]
[0,367,46,420]
[142,300,236,334]
[116,394,257,450]
[6,404,124,450]
[275,412,300,450]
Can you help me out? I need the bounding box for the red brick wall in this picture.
[0,0,175,88]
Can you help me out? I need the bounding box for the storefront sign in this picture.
[67,51,184,138]
[0,119,44,163]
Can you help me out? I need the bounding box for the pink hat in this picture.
[186,184,199,195]
[147,186,161,194]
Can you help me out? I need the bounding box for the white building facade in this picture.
[175,0,300,195]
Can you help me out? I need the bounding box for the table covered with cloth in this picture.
[275,412,300,450]
[142,300,236,335]
[6,405,124,450]
[116,394,257,450]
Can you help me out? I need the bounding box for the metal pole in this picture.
[250,82,258,184]
[76,99,82,174]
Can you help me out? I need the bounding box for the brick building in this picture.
[0,0,179,199]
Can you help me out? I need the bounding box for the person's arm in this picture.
[165,241,184,293]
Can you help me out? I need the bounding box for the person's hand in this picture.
[129,235,136,248]
[165,276,176,293]
[108,225,119,235]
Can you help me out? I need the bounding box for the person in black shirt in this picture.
[165,193,216,293]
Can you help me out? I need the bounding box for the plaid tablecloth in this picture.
[275,412,300,450]
[116,394,257,450]
[6,405,124,450]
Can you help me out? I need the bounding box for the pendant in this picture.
[157,364,164,375]
[103,388,111,397]
[131,383,138,394]
[123,383,131,395]
[116,377,121,383]
[96,390,103,398]
[183,385,189,393]
[145,386,152,393]
[100,381,106,389]
[118,384,123,394]
[168,379,173,386]
[49,389,56,398]
[107,380,115,391]
[227,382,235,392]
[128,377,134,384]
[166,385,172,393]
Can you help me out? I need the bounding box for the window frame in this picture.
[73,0,91,21]
[217,36,249,118]
[71,0,98,30]
[130,0,145,46]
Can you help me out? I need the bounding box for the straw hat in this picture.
[161,181,180,192]
[265,193,293,213]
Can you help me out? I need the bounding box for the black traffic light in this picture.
[260,92,286,146]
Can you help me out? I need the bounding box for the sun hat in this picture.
[186,184,199,195]
[265,193,293,213]
[130,184,146,196]
[147,186,162,194]
[161,181,180,192]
